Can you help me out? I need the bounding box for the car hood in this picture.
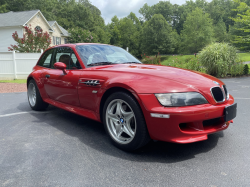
[93,64,224,89]
[87,64,226,104]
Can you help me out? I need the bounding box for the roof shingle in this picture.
[0,10,39,27]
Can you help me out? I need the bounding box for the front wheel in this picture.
[103,92,150,151]
[28,79,49,111]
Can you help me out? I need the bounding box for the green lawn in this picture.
[238,53,250,62]
[0,79,27,84]
[161,54,195,65]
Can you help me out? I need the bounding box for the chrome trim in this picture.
[222,85,229,100]
[210,86,225,103]
[79,80,100,86]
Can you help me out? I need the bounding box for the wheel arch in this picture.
[27,76,34,88]
[99,86,143,123]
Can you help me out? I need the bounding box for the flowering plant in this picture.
[141,52,161,65]
[8,25,51,53]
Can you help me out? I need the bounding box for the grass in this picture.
[161,55,196,66]
[0,79,27,84]
[238,53,250,62]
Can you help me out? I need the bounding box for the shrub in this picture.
[199,43,243,77]
[244,64,249,74]
[8,25,51,53]
[141,53,161,65]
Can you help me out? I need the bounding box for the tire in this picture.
[103,92,150,151]
[27,79,49,111]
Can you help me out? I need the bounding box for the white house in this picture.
[0,10,69,52]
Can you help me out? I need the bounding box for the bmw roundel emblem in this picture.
[213,81,220,85]
[120,118,124,123]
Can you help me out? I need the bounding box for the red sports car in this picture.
[27,43,237,151]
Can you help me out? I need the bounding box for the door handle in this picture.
[45,74,50,78]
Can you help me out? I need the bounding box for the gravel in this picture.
[0,83,27,93]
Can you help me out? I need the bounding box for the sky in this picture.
[90,0,188,24]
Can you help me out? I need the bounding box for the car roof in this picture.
[44,43,114,52]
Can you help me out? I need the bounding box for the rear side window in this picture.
[37,49,54,68]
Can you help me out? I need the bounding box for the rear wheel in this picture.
[27,79,49,111]
[103,92,150,151]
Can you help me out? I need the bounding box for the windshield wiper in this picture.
[87,62,116,66]
[122,62,141,64]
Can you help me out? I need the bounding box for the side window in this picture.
[37,49,54,68]
[52,47,82,70]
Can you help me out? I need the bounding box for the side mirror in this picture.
[54,62,67,74]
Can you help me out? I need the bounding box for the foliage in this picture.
[161,55,195,65]
[108,13,142,57]
[68,27,98,43]
[0,3,7,13]
[141,14,175,55]
[230,0,250,49]
[180,7,214,54]
[92,26,111,44]
[162,55,206,73]
[244,64,249,74]
[3,0,250,57]
[214,17,230,43]
[139,1,173,22]
[141,53,161,65]
[8,25,50,53]
[199,43,244,77]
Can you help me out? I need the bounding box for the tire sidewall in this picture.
[27,79,48,111]
[28,80,38,110]
[103,92,149,151]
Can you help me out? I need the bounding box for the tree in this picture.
[108,16,121,46]
[180,7,214,53]
[68,27,98,43]
[230,0,250,48]
[107,13,142,57]
[92,26,111,44]
[0,3,8,13]
[214,17,230,42]
[8,25,51,52]
[141,14,175,55]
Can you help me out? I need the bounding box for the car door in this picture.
[43,47,82,106]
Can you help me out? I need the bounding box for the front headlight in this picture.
[155,92,208,107]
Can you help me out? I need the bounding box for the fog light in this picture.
[150,113,170,118]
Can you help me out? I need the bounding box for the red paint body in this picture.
[28,44,236,143]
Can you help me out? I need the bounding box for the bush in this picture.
[164,55,206,73]
[8,25,51,53]
[141,53,161,65]
[199,43,244,77]
[244,64,249,74]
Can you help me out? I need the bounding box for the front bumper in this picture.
[138,94,235,143]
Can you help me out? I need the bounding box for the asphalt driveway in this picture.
[0,77,250,187]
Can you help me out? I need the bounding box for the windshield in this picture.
[76,44,141,67]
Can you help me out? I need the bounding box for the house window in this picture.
[53,36,55,45]
[56,37,61,45]
[35,26,42,32]
[64,38,68,44]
